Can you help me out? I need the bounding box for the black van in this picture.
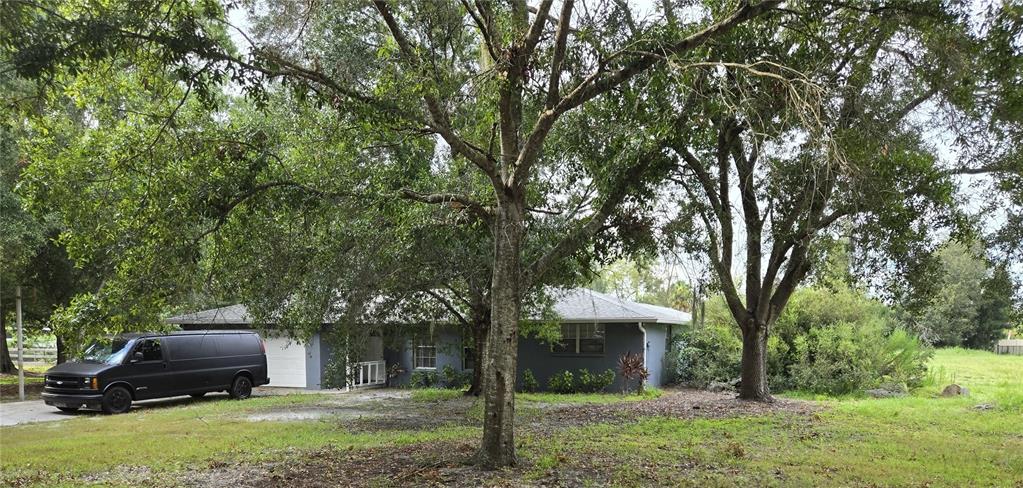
[42,330,269,414]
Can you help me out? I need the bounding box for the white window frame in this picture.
[412,338,437,370]
[555,323,606,356]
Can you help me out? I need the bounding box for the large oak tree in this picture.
[660,2,1022,400]
[4,0,789,465]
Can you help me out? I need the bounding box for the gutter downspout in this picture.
[637,323,648,375]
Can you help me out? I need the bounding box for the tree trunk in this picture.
[478,199,523,468]
[56,336,66,364]
[0,313,16,374]
[738,324,771,401]
[466,312,489,397]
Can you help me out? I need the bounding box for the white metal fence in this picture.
[348,360,386,390]
[4,343,57,365]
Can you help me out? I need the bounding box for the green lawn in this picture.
[0,365,50,385]
[2,349,1021,487]
[518,348,1022,486]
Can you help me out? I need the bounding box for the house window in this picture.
[413,338,436,369]
[554,323,605,355]
[463,346,475,370]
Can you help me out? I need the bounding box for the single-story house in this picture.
[166,288,690,392]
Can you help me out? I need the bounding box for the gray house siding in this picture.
[386,325,465,386]
[517,323,645,392]
[384,322,660,392]
[304,332,324,390]
[642,323,668,387]
[168,288,690,392]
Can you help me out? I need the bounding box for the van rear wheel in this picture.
[229,376,252,400]
[101,386,133,414]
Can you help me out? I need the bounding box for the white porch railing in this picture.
[348,360,386,390]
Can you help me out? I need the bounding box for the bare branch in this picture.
[512,0,782,186]
[460,0,500,62]
[545,0,574,109]
[426,290,471,327]
[372,1,501,182]
[400,188,493,222]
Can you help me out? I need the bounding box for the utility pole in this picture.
[16,285,25,401]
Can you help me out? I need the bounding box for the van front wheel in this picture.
[229,376,252,400]
[101,386,133,414]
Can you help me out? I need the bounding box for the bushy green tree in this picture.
[905,241,1016,349]
[3,0,785,466]
[670,283,931,395]
[660,2,1021,400]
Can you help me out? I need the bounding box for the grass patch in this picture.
[1,394,476,484]
[3,349,1020,487]
[517,349,1023,486]
[0,365,50,385]
[409,388,465,402]
[0,374,44,386]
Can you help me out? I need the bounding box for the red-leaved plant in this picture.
[618,351,649,395]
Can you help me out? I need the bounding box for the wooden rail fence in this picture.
[994,339,1023,355]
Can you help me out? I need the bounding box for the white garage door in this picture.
[264,337,307,388]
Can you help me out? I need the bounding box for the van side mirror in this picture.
[130,351,145,363]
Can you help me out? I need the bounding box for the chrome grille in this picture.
[45,375,84,389]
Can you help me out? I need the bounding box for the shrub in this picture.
[441,365,472,390]
[547,370,575,393]
[409,370,439,389]
[321,356,348,389]
[668,285,931,396]
[618,352,649,394]
[575,369,615,393]
[666,322,742,387]
[521,369,539,393]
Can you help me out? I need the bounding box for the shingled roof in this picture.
[166,288,691,326]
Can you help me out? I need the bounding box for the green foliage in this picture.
[547,371,575,394]
[589,260,693,311]
[408,370,439,389]
[440,365,472,390]
[903,241,1016,349]
[786,323,930,395]
[545,369,615,394]
[409,388,463,402]
[670,284,932,395]
[520,369,539,393]
[321,355,347,390]
[666,316,743,387]
[575,369,617,394]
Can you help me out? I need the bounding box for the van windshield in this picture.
[80,337,135,365]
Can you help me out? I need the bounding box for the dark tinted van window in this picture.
[136,339,163,361]
[215,334,261,356]
[168,335,219,360]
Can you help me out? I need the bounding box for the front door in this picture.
[126,338,171,399]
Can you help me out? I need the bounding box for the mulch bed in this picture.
[540,388,821,427]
